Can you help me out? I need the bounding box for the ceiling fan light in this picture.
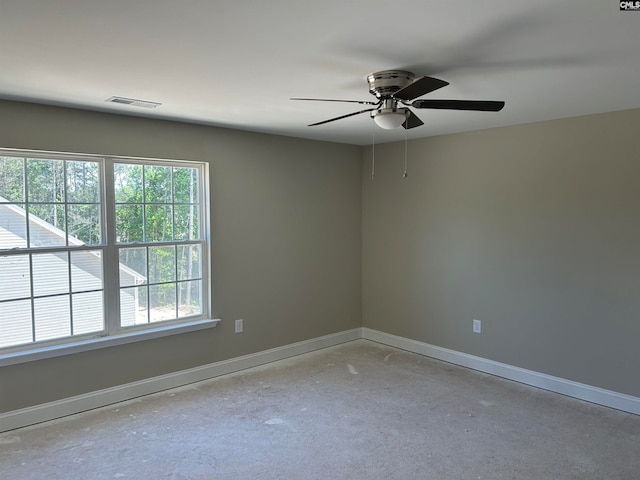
[372,109,408,129]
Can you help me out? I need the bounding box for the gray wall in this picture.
[363,108,640,398]
[2,99,639,413]
[0,100,362,412]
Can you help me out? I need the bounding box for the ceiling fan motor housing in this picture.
[367,70,415,98]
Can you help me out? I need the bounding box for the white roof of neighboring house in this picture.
[0,196,145,283]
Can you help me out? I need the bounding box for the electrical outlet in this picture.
[235,319,243,334]
[473,319,481,334]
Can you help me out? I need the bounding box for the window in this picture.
[0,151,209,353]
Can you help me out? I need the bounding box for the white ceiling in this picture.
[1,1,639,145]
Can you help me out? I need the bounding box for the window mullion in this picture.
[23,157,37,343]
[63,162,74,336]
[28,253,36,343]
[200,163,210,319]
[102,159,120,335]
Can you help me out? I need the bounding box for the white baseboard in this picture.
[362,328,640,416]
[0,328,362,433]
[3,326,638,433]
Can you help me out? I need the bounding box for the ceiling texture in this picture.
[1,0,639,145]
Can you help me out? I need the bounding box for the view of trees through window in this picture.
[114,162,203,324]
[0,157,101,246]
[0,154,207,350]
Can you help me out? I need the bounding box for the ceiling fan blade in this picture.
[403,110,424,129]
[291,97,378,105]
[412,99,505,111]
[393,76,449,101]
[308,107,378,127]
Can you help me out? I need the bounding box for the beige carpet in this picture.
[1,340,638,479]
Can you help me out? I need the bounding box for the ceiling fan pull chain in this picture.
[371,118,376,180]
[403,128,408,178]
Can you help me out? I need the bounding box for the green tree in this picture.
[1,157,101,246]
[114,163,200,313]
[0,156,25,202]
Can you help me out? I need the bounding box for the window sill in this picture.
[0,319,220,367]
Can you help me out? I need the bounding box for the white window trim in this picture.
[0,148,213,358]
[0,318,220,367]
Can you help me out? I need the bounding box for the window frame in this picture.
[0,148,214,360]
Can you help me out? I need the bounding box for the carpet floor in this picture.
[1,340,638,479]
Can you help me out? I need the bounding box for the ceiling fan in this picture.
[292,70,505,130]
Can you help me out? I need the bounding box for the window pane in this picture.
[28,204,66,247]
[149,283,176,323]
[68,204,101,245]
[70,250,103,292]
[0,157,25,202]
[144,165,172,203]
[119,247,147,287]
[148,246,176,284]
[66,161,100,203]
[173,167,198,204]
[0,205,27,249]
[121,286,147,326]
[0,299,33,348]
[177,244,201,280]
[34,295,71,342]
[72,291,104,335]
[27,159,65,203]
[174,205,199,240]
[32,252,69,296]
[178,280,202,317]
[114,163,142,203]
[0,254,31,301]
[115,204,143,243]
[145,204,173,241]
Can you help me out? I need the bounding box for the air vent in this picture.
[105,96,161,108]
